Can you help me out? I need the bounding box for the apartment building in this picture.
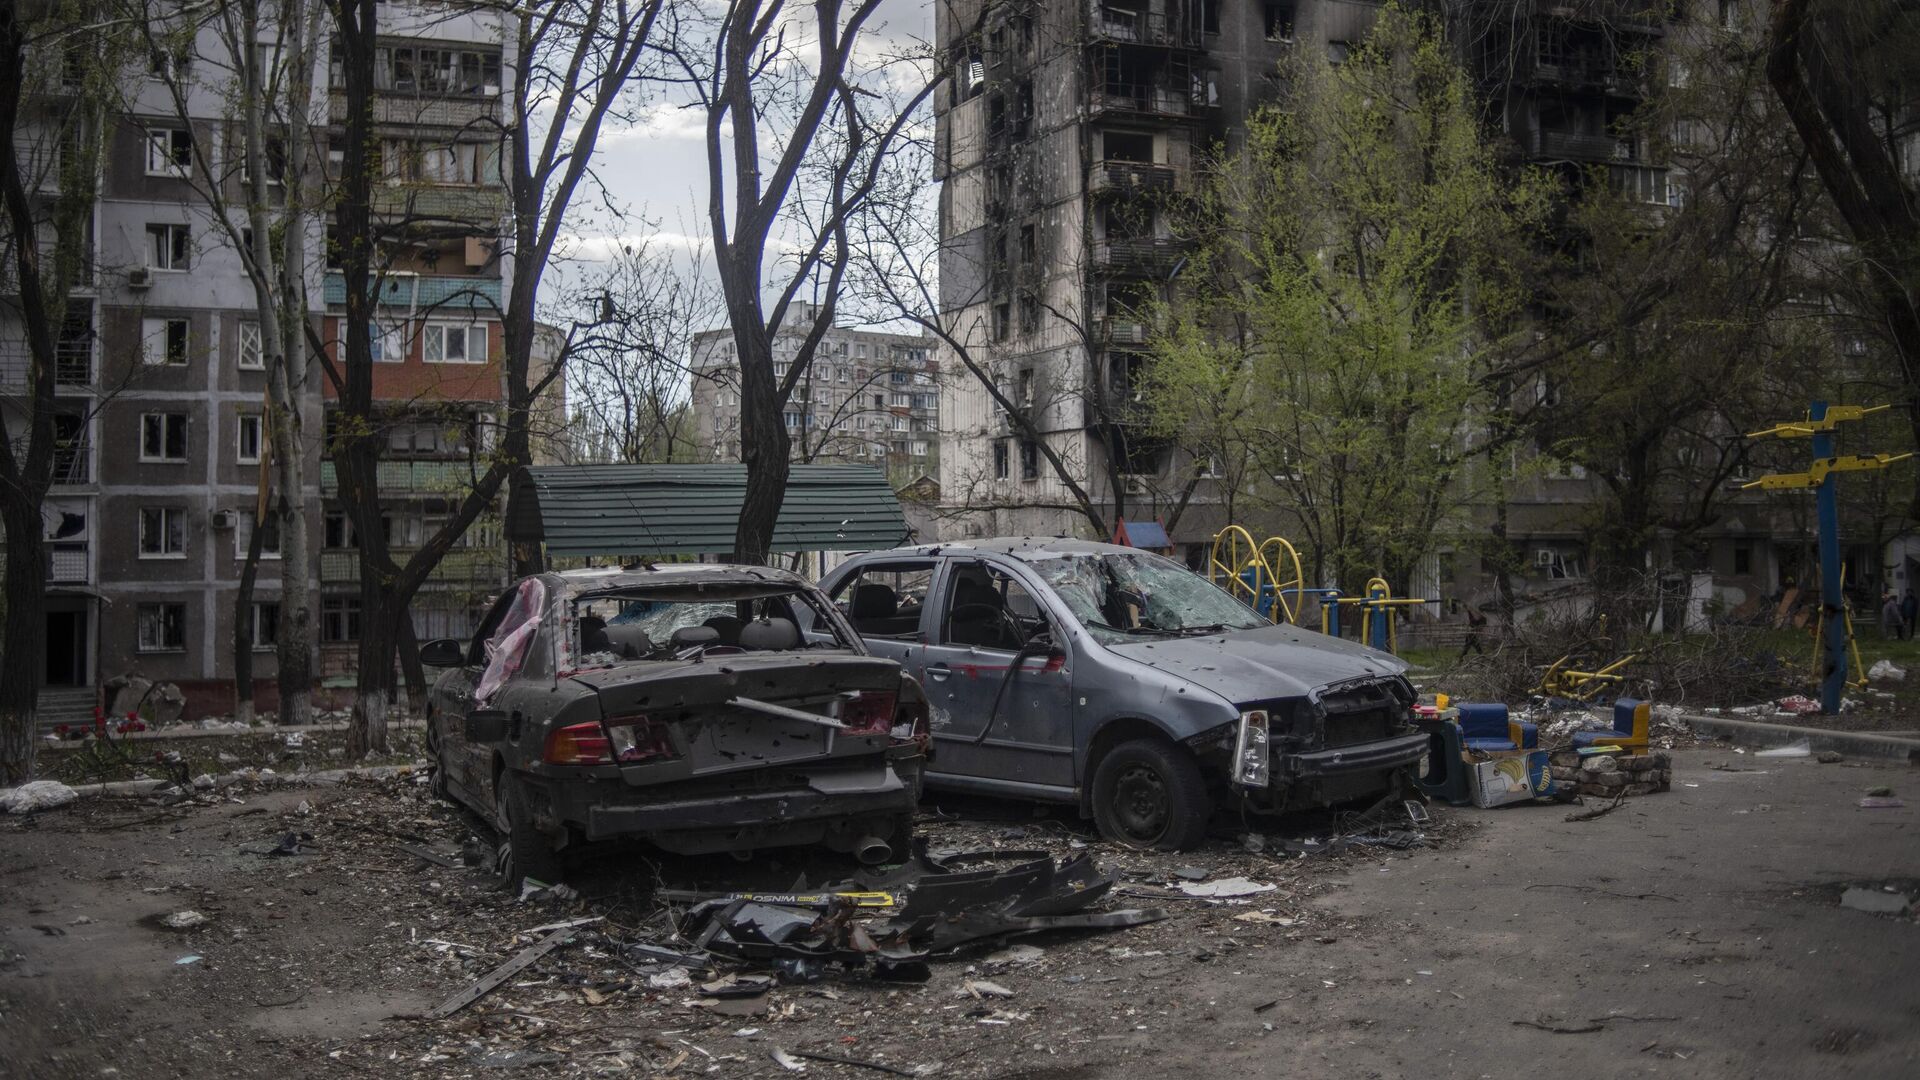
[930,0,1848,612]
[2,2,525,723]
[315,3,518,677]
[688,303,941,482]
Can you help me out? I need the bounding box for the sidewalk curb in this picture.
[1677,713,1920,763]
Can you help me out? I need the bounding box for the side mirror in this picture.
[420,638,467,668]
[465,708,510,743]
[1020,631,1063,659]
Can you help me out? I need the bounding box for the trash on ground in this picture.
[1755,739,1812,758]
[1816,750,1844,764]
[160,910,208,930]
[1868,659,1906,682]
[1858,796,1905,808]
[1176,876,1276,898]
[0,780,79,814]
[425,925,580,1019]
[1773,696,1820,715]
[173,955,201,966]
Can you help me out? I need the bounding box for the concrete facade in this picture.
[4,1,532,720]
[688,303,941,485]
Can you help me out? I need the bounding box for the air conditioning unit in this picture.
[127,266,153,289]
[1123,476,1153,496]
[1534,548,1556,568]
[211,509,238,530]
[464,236,492,268]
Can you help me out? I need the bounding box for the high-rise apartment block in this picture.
[2,2,535,725]
[688,304,940,480]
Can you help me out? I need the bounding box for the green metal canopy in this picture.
[508,463,913,558]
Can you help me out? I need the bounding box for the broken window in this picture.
[477,577,548,702]
[1101,130,1154,163]
[1019,223,1036,262]
[1018,292,1039,334]
[140,413,189,461]
[833,562,936,638]
[1020,439,1039,480]
[321,596,359,642]
[1033,551,1266,642]
[993,302,1011,341]
[137,603,187,652]
[1264,3,1296,42]
[941,561,1050,651]
[993,440,1009,479]
[955,45,985,101]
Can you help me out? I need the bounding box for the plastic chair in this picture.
[1571,698,1650,751]
[1455,703,1538,753]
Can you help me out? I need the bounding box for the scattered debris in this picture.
[1565,795,1626,822]
[160,910,208,930]
[1816,750,1844,764]
[962,979,1016,999]
[1773,696,1820,715]
[423,925,579,1019]
[1858,796,1905,809]
[1756,740,1812,758]
[0,780,79,814]
[985,943,1046,965]
[173,955,202,966]
[1175,876,1276,898]
[1868,659,1906,682]
[784,1048,919,1077]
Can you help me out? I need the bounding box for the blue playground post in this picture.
[1812,401,1848,714]
[1366,582,1390,652]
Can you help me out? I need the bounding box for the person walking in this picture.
[1902,590,1917,641]
[1458,602,1488,659]
[1881,590,1903,640]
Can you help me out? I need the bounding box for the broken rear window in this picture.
[570,584,855,666]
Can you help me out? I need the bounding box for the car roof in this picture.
[549,562,812,594]
[853,537,1145,562]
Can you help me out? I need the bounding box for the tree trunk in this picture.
[0,498,45,784]
[345,597,398,758]
[233,512,267,726]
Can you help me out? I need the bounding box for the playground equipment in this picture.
[1745,401,1911,714]
[1532,649,1640,702]
[1207,528,1427,653]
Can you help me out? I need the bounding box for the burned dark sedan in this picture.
[816,540,1427,851]
[421,565,928,888]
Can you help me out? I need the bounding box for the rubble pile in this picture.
[1548,749,1672,799]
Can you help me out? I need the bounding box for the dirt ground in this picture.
[2,749,1916,1080]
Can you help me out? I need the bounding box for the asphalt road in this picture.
[1137,748,1920,1079]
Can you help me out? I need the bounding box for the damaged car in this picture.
[814,540,1427,851]
[420,565,929,888]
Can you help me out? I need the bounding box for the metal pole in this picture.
[1368,584,1389,652]
[1812,401,1847,714]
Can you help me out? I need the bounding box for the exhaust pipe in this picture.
[852,835,891,865]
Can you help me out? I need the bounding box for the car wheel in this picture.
[1090,737,1211,851]
[493,772,563,891]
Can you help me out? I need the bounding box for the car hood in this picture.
[1104,623,1408,705]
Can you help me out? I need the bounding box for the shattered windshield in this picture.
[568,584,854,666]
[1032,551,1265,644]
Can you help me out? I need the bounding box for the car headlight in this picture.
[1233,709,1271,788]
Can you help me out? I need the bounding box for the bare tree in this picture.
[132,0,325,726]
[564,240,715,464]
[665,0,937,563]
[0,2,137,782]
[1765,0,1920,514]
[327,0,662,756]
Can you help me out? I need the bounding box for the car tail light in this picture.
[544,722,613,766]
[837,691,897,736]
[1233,709,1271,788]
[604,714,678,764]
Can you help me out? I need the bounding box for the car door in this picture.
[919,556,1075,791]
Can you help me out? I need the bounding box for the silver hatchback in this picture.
[814,539,1428,850]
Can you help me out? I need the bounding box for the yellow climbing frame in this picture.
[1208,527,1308,625]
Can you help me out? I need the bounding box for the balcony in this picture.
[320,546,503,585]
[0,341,92,389]
[1088,160,1183,195]
[370,183,509,223]
[1529,129,1623,162]
[1092,236,1188,272]
[319,459,489,496]
[51,444,89,486]
[322,271,502,314]
[1089,83,1200,121]
[328,90,502,131]
[46,541,88,584]
[1088,6,1199,48]
[1095,315,1151,346]
[1531,59,1647,98]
